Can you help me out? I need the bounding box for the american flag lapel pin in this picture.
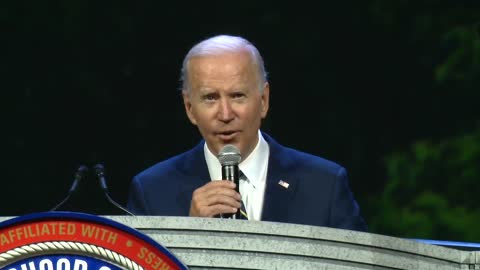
[278,180,289,189]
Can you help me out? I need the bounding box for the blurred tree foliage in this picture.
[369,0,480,86]
[366,0,480,241]
[370,131,480,241]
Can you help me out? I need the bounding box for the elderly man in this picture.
[127,34,367,231]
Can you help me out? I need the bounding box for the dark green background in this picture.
[2,0,480,242]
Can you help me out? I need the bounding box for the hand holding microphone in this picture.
[189,180,241,217]
[189,144,242,218]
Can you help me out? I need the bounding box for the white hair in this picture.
[180,35,268,93]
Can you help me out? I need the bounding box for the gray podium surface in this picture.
[105,216,479,270]
[1,216,479,269]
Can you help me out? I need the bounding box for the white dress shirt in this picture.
[204,131,270,220]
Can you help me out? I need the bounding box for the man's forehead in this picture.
[189,50,253,66]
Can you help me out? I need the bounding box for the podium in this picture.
[1,215,479,269]
[104,216,479,270]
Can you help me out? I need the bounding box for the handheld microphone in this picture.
[217,144,242,219]
[50,165,89,211]
[93,164,135,216]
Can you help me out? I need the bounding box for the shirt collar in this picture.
[204,130,269,186]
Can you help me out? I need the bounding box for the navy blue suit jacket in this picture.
[127,133,367,231]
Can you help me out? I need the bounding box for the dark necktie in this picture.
[238,170,249,220]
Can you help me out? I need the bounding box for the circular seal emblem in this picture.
[0,212,189,270]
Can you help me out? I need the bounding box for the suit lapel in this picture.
[177,142,210,212]
[261,134,298,222]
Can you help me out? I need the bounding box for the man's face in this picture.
[183,50,269,159]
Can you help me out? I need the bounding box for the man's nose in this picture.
[218,99,234,122]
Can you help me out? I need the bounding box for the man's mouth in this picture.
[217,131,238,141]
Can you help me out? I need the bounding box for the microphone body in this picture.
[94,164,135,216]
[50,165,88,211]
[222,165,240,191]
[218,145,242,219]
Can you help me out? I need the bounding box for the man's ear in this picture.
[182,91,197,125]
[260,82,270,119]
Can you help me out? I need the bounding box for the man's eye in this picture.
[232,93,245,99]
[203,94,216,101]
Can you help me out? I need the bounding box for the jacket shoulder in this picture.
[134,147,197,184]
[276,144,346,178]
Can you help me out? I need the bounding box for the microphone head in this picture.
[218,144,242,166]
[74,165,89,180]
[94,163,105,177]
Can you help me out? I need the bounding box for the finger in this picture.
[204,194,242,208]
[207,205,238,217]
[190,181,240,217]
[192,183,240,202]
[202,180,236,190]
[196,181,240,201]
[190,194,240,217]
[190,200,238,217]
[191,189,241,209]
[204,186,241,201]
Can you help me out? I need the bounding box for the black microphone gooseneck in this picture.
[50,165,89,211]
[218,144,242,219]
[93,164,135,216]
